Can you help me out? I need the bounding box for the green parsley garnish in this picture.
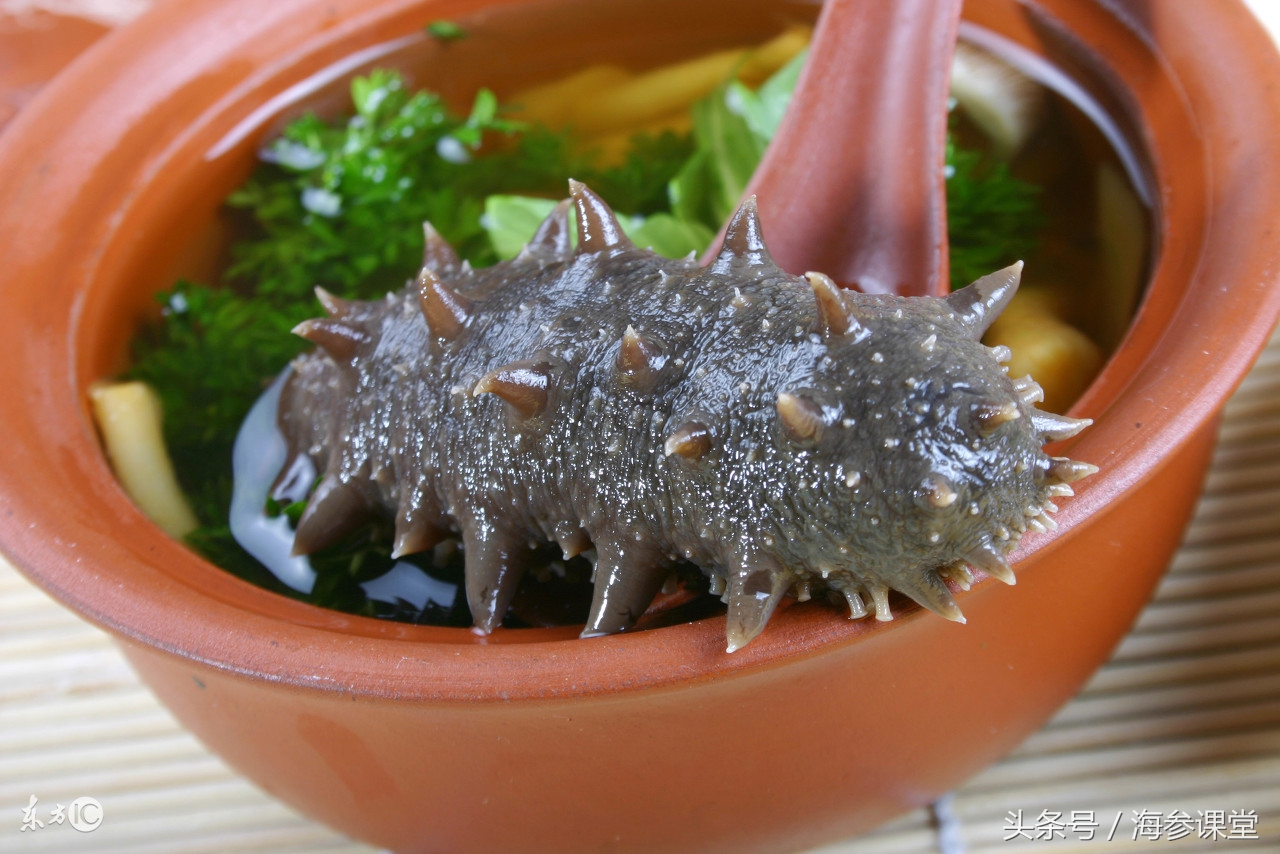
[426,20,467,41]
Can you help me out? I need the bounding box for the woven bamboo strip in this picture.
[1051,671,1280,726]
[1159,561,1280,597]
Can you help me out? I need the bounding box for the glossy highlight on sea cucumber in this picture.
[276,180,1095,651]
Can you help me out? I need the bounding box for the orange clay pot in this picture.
[2,1,1280,851]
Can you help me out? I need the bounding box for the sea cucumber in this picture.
[276,180,1095,651]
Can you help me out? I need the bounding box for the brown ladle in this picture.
[744,0,963,298]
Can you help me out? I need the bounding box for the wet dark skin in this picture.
[280,183,1095,651]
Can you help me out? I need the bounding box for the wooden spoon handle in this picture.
[746,0,962,296]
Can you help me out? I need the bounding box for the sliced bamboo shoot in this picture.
[89,381,199,539]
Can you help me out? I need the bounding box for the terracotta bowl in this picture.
[2,0,1280,851]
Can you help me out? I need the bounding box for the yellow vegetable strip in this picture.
[510,25,812,140]
[735,25,812,86]
[507,65,632,128]
[554,49,743,135]
[985,292,1104,414]
[1096,162,1147,352]
[89,381,199,539]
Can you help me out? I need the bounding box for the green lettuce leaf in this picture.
[483,195,714,260]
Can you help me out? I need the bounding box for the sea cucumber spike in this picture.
[965,538,1016,585]
[725,562,793,653]
[867,584,893,621]
[391,523,444,560]
[804,271,859,337]
[569,179,631,252]
[521,199,572,259]
[896,572,966,623]
[946,260,1023,337]
[990,344,1014,364]
[795,580,812,602]
[709,573,727,596]
[422,221,462,272]
[314,286,354,318]
[1046,457,1099,483]
[920,473,959,508]
[462,521,531,633]
[292,318,370,364]
[939,563,974,591]
[776,392,825,443]
[842,588,869,619]
[973,399,1022,436]
[715,195,773,268]
[1013,375,1045,405]
[556,528,591,559]
[291,475,376,556]
[1031,411,1092,442]
[664,421,711,459]
[1047,483,1075,498]
[473,360,552,418]
[581,540,667,636]
[616,325,662,387]
[391,498,446,559]
[417,267,473,340]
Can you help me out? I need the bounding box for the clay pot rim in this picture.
[1,0,1279,702]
